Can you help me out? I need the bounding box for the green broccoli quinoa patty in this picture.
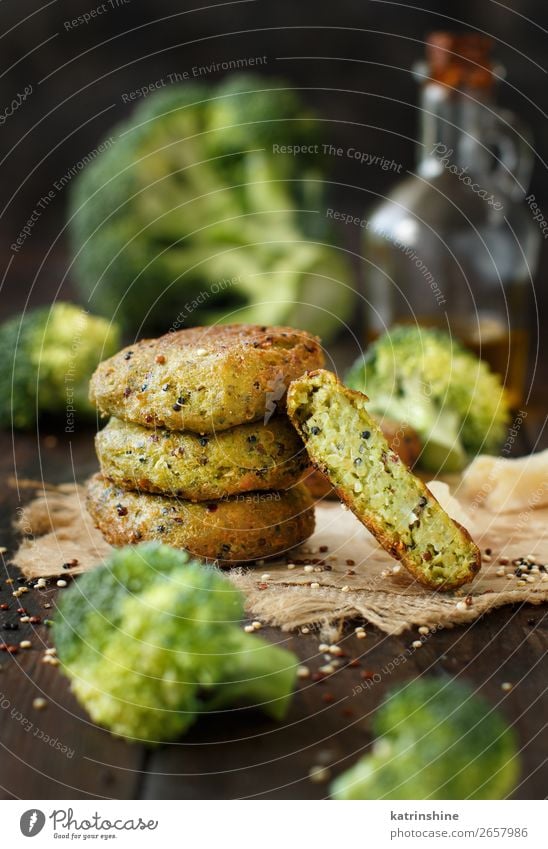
[287,370,481,590]
[96,415,308,501]
[89,324,324,433]
[87,474,315,564]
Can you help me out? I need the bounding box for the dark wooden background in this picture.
[0,0,547,800]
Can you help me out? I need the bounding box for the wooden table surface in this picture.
[1,418,547,800]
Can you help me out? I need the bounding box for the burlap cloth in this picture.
[10,480,548,636]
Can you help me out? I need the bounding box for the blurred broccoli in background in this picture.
[331,677,519,800]
[69,75,354,339]
[0,302,120,430]
[54,543,298,743]
[346,325,510,472]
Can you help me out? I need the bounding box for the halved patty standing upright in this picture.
[95,416,309,501]
[90,324,324,433]
[287,369,481,590]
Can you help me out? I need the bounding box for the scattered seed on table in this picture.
[355,630,366,639]
[244,625,255,633]
[319,664,335,674]
[45,647,57,656]
[56,579,68,588]
[19,640,32,649]
[310,582,320,589]
[32,698,47,710]
[260,573,271,582]
[501,682,513,692]
[341,585,350,593]
[304,565,314,574]
[319,643,329,652]
[297,665,310,679]
[411,640,423,649]
[252,621,262,630]
[418,626,430,635]
[19,616,30,623]
[301,627,310,635]
[287,563,296,570]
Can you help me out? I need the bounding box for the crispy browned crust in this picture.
[287,370,481,591]
[96,415,308,501]
[89,324,324,434]
[86,473,315,564]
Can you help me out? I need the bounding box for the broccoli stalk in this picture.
[53,543,298,743]
[0,302,120,430]
[346,325,510,472]
[331,678,520,800]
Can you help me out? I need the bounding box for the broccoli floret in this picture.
[68,75,354,338]
[53,543,297,743]
[0,302,120,430]
[331,678,520,800]
[346,326,510,472]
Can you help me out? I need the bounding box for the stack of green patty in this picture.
[87,325,321,563]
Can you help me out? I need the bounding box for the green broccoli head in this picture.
[53,543,297,743]
[69,76,354,337]
[331,677,520,800]
[346,325,510,472]
[0,302,120,430]
[205,74,318,161]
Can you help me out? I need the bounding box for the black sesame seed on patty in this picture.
[310,426,321,436]
[361,430,371,439]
